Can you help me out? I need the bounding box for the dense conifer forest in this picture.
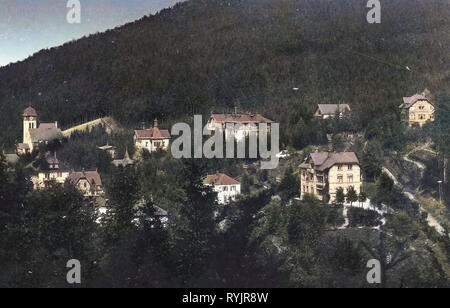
[0,0,449,288]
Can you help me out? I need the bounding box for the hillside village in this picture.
[0,0,449,288]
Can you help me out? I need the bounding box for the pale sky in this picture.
[0,0,184,67]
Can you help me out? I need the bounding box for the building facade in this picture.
[67,170,104,197]
[31,152,70,189]
[207,113,273,141]
[134,119,171,152]
[204,173,241,205]
[300,152,362,203]
[400,91,435,127]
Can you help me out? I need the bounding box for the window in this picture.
[223,186,228,191]
[347,175,353,183]
[57,172,62,178]
[348,164,353,170]
[231,186,236,191]
[337,165,343,171]
[419,114,425,120]
[419,106,425,110]
[337,175,343,183]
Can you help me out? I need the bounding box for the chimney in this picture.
[234,106,238,114]
[55,121,58,128]
[154,118,159,128]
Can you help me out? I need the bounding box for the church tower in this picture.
[23,106,38,146]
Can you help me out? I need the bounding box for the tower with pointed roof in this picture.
[23,106,38,146]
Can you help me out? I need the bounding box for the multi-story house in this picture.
[18,106,63,154]
[134,119,171,152]
[204,173,241,205]
[300,152,362,203]
[31,152,70,189]
[207,112,273,140]
[67,170,104,198]
[314,104,351,119]
[400,90,435,127]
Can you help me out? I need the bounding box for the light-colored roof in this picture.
[303,152,359,171]
[68,170,102,186]
[134,127,171,140]
[316,104,351,115]
[210,113,273,124]
[98,145,115,150]
[29,123,63,143]
[23,106,38,117]
[204,173,240,186]
[17,143,30,150]
[112,150,134,167]
[402,94,432,108]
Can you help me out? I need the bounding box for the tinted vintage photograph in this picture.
[0,0,449,293]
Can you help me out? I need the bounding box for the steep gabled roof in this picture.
[68,170,102,187]
[204,173,240,186]
[401,94,433,108]
[23,106,38,117]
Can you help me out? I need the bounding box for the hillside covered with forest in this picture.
[0,0,449,149]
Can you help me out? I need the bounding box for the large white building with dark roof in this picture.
[204,173,241,204]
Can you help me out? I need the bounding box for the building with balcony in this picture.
[300,152,362,203]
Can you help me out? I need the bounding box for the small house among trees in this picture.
[134,119,171,152]
[67,170,104,198]
[204,173,241,204]
[400,89,435,127]
[314,104,351,119]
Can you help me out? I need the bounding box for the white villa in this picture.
[207,113,273,140]
[134,119,171,152]
[204,173,241,205]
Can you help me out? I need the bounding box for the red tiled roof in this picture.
[204,173,240,186]
[23,106,38,117]
[17,143,30,150]
[68,170,102,186]
[134,127,171,140]
[211,113,273,124]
